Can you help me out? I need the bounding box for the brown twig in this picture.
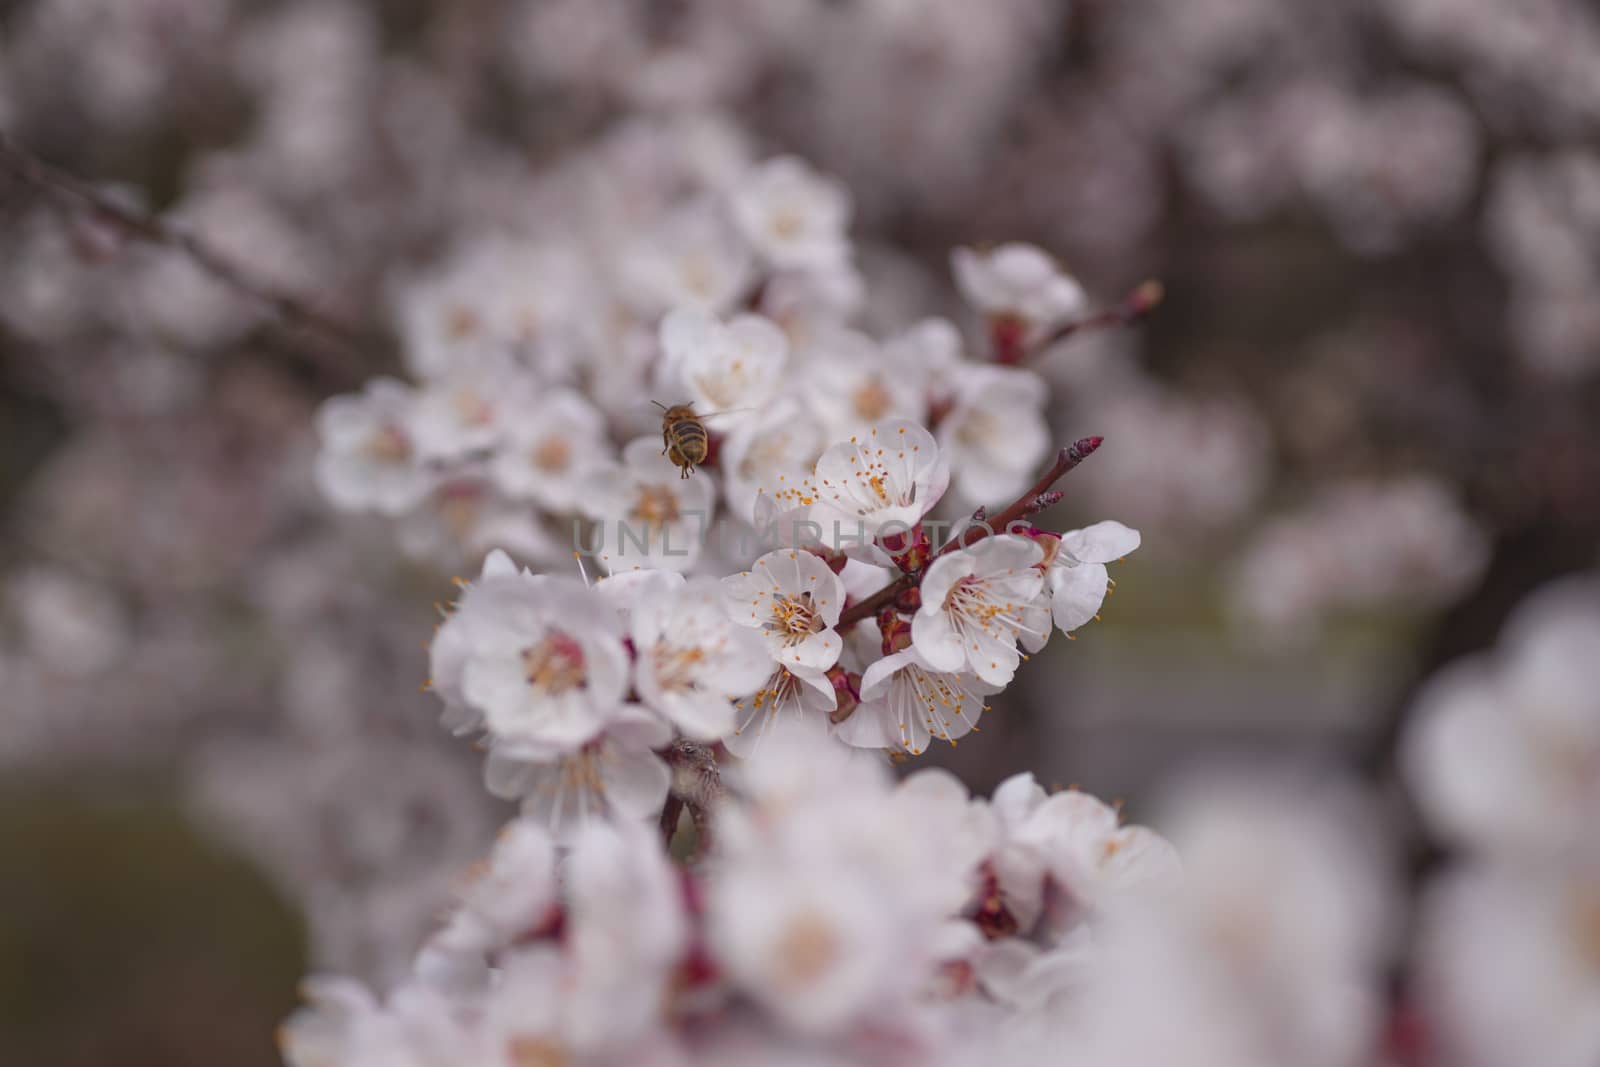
[0,132,369,383]
[836,436,1104,628]
[660,739,722,859]
[1028,280,1164,359]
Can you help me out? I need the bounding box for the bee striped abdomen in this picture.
[659,404,709,478]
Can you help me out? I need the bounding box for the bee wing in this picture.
[695,406,756,422]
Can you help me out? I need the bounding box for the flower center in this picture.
[631,485,681,527]
[506,1036,568,1067]
[767,592,822,643]
[773,912,838,990]
[445,305,480,340]
[522,632,587,694]
[556,746,607,797]
[955,408,997,447]
[363,424,413,465]
[682,255,714,297]
[771,207,804,241]
[853,379,892,422]
[453,388,496,427]
[695,372,738,409]
[946,576,1009,625]
[531,435,571,473]
[654,642,707,689]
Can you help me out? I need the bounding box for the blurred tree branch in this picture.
[0,132,368,387]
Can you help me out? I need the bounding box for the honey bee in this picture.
[655,401,713,479]
[653,401,752,478]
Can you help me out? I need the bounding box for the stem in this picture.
[1027,280,1164,360]
[659,739,722,861]
[659,794,685,847]
[0,133,368,384]
[836,436,1103,628]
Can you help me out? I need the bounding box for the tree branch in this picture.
[1029,280,1164,359]
[0,132,369,384]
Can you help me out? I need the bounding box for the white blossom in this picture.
[785,418,949,550]
[719,397,828,524]
[709,725,973,1035]
[279,978,474,1067]
[659,305,788,428]
[482,706,674,842]
[951,242,1085,342]
[313,378,434,517]
[1032,520,1141,643]
[727,665,838,758]
[1403,575,1600,857]
[800,326,929,441]
[631,576,774,741]
[1071,773,1395,1067]
[486,388,611,510]
[558,820,689,1050]
[393,240,591,382]
[937,364,1051,508]
[409,354,526,462]
[588,438,716,573]
[1414,861,1600,1067]
[721,548,846,674]
[730,155,852,271]
[620,201,755,316]
[427,553,630,752]
[840,646,1000,755]
[913,536,1046,686]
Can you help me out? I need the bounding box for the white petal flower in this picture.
[478,947,571,1066]
[1414,861,1600,1067]
[800,326,929,441]
[843,646,1000,755]
[659,306,787,426]
[408,353,527,462]
[483,706,674,843]
[592,568,687,631]
[452,819,558,945]
[589,438,716,573]
[1066,774,1393,1067]
[279,977,473,1067]
[632,577,774,741]
[394,240,591,382]
[1012,790,1181,919]
[759,260,865,350]
[710,724,974,1035]
[730,155,852,271]
[313,378,435,516]
[937,364,1051,509]
[488,388,612,511]
[1039,520,1141,638]
[719,397,828,524]
[951,242,1085,341]
[883,317,966,407]
[789,418,949,550]
[976,772,1180,939]
[1403,575,1600,857]
[709,855,902,1035]
[913,536,1046,686]
[562,820,688,1051]
[620,201,755,316]
[721,548,846,674]
[727,665,838,758]
[428,564,630,752]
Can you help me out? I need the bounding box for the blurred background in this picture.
[1,1,1598,1064]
